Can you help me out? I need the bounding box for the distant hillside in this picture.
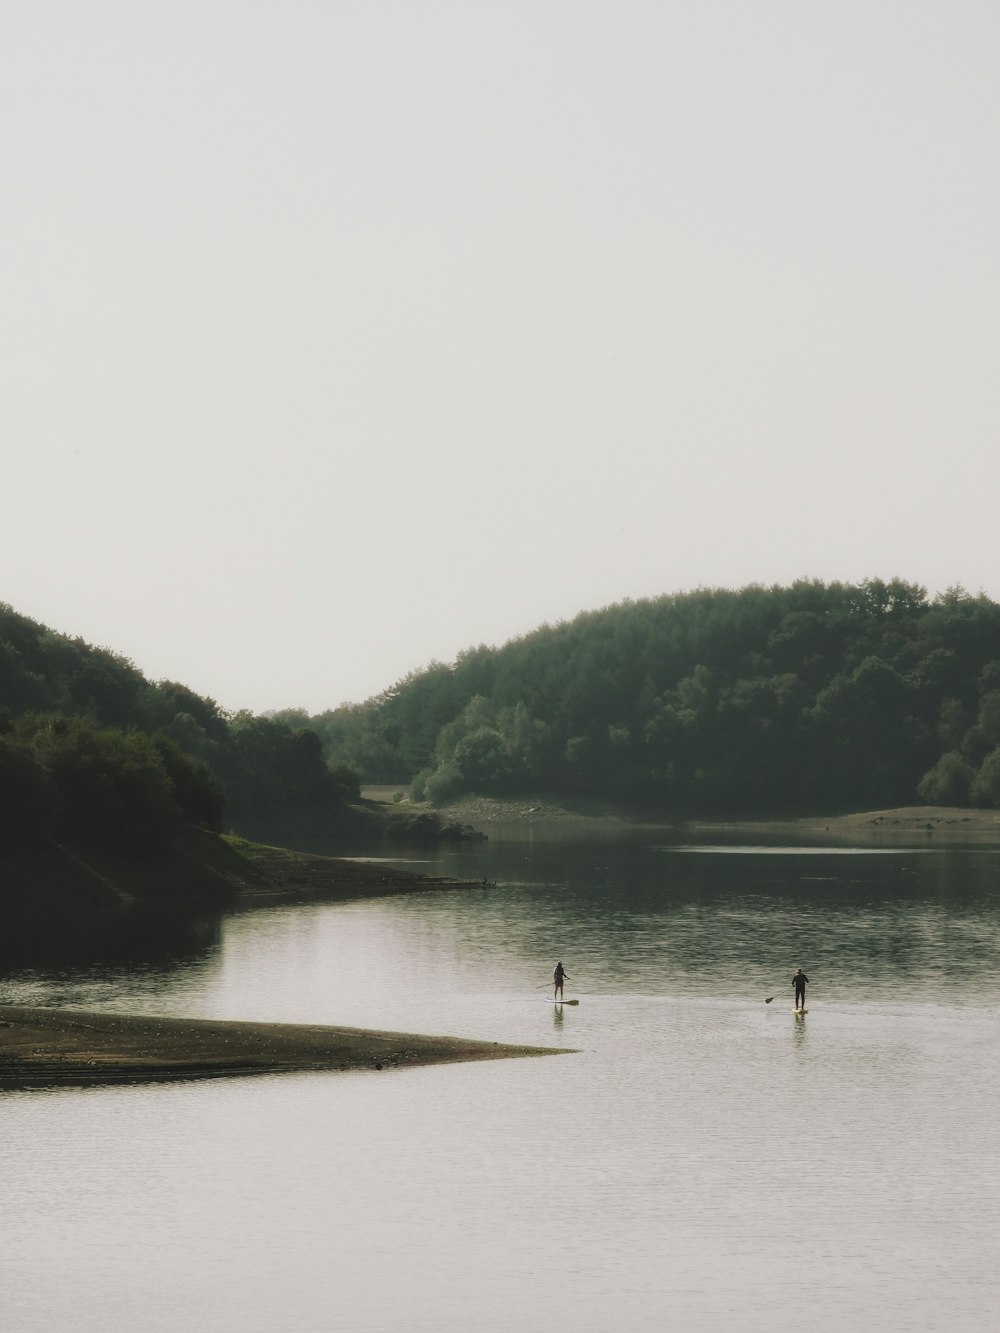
[284,579,1000,814]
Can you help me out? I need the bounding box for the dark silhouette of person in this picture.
[793,968,809,1011]
[553,961,570,1001]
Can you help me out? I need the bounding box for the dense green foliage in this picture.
[0,713,224,849]
[297,580,1000,813]
[0,604,357,847]
[8,578,1000,845]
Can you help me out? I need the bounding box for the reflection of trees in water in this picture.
[428,834,1000,1002]
[0,904,222,975]
[645,851,1000,999]
[4,835,1000,1011]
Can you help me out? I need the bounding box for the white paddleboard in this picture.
[548,997,580,1005]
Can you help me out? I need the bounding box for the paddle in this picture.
[766,982,812,1005]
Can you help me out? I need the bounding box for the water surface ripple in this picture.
[2,828,999,1331]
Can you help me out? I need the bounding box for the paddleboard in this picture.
[548,997,580,1005]
[794,1009,808,1015]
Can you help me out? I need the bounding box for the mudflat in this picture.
[421,791,1000,846]
[685,805,1000,844]
[0,1004,568,1088]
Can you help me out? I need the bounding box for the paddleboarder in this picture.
[553,961,570,1001]
[793,968,809,1011]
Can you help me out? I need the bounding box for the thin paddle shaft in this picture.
[767,983,813,1004]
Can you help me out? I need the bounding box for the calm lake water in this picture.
[3,823,1000,1332]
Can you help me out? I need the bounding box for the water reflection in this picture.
[4,829,1000,1332]
[0,904,221,974]
[4,829,1000,1019]
[792,1009,808,1050]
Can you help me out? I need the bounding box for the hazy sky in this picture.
[5,2,998,714]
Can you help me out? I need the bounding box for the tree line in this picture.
[8,578,1000,850]
[0,603,359,851]
[281,579,1000,813]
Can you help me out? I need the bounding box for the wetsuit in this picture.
[554,964,569,998]
[793,972,809,1009]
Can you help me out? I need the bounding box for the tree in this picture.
[0,729,52,843]
[970,747,1000,808]
[151,736,226,832]
[21,715,179,849]
[917,752,974,807]
[453,728,514,791]
[961,692,1000,766]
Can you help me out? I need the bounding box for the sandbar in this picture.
[0,1005,569,1089]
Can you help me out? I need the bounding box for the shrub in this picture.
[328,762,362,802]
[423,762,463,804]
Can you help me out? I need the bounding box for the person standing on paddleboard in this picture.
[554,961,569,1001]
[793,968,809,1011]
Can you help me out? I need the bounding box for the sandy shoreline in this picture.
[418,792,1000,846]
[0,1005,568,1089]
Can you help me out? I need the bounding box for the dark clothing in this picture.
[793,972,809,1004]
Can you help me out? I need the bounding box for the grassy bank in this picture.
[225,836,474,902]
[0,1005,567,1088]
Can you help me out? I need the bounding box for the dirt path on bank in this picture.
[0,1005,568,1088]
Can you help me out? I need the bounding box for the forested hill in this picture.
[0,602,358,851]
[281,580,1000,814]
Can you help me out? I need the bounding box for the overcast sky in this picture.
[4,1,998,714]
